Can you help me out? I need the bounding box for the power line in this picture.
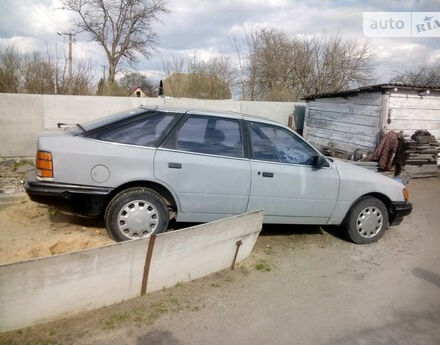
[32,0,64,29]
[22,0,59,31]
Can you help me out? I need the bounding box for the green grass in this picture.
[255,260,271,272]
[13,159,34,170]
[102,312,129,329]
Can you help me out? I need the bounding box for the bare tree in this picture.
[161,55,186,96]
[391,65,440,86]
[62,0,168,83]
[119,71,157,96]
[58,58,95,95]
[232,28,375,101]
[0,46,94,95]
[187,54,235,99]
[23,52,56,94]
[0,47,22,93]
[161,53,234,99]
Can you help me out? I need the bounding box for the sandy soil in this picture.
[1,177,439,345]
[0,197,112,264]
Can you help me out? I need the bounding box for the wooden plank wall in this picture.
[303,92,382,153]
[387,91,440,138]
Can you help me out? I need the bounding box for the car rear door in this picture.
[154,114,251,220]
[246,120,339,224]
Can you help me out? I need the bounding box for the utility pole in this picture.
[57,31,74,90]
[67,33,73,81]
[102,65,106,80]
[54,37,58,94]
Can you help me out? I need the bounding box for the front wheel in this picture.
[105,187,169,241]
[345,197,389,244]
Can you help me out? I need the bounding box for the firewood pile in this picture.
[404,132,439,178]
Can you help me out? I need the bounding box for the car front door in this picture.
[154,114,251,221]
[246,120,339,224]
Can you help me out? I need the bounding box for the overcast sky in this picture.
[1,0,440,85]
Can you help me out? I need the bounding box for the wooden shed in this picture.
[302,83,440,154]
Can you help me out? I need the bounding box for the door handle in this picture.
[262,172,274,178]
[168,162,182,169]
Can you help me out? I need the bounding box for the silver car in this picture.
[25,107,412,244]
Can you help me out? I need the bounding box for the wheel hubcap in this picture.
[117,200,159,239]
[356,206,383,239]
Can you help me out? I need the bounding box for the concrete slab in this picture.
[0,211,263,331]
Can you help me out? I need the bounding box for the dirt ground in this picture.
[1,177,440,345]
[0,197,112,264]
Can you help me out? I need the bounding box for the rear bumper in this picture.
[390,201,413,226]
[24,170,113,217]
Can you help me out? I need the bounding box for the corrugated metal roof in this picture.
[301,83,440,100]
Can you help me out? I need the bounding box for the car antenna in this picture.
[76,123,86,132]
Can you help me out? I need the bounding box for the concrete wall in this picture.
[0,211,263,332]
[0,93,305,157]
[0,94,45,158]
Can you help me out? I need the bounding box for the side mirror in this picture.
[315,154,330,169]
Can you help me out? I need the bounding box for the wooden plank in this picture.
[389,92,440,100]
[387,120,440,131]
[306,127,377,147]
[389,94,440,109]
[405,165,438,173]
[307,117,378,137]
[307,134,372,153]
[388,108,440,121]
[309,102,381,117]
[308,110,380,127]
[309,92,382,106]
[302,102,310,138]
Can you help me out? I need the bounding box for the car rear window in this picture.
[88,111,175,147]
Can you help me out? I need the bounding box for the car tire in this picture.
[345,197,389,244]
[104,187,169,242]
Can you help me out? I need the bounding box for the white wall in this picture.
[0,94,45,158]
[0,93,305,157]
[0,211,263,332]
[387,90,440,138]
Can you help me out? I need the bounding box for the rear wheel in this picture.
[345,197,389,244]
[105,187,169,241]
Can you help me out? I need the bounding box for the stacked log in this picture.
[404,139,439,178]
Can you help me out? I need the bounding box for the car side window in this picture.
[249,122,318,165]
[90,112,174,147]
[177,115,244,158]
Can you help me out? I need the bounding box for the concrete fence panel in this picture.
[0,211,263,332]
[147,210,263,293]
[42,95,164,128]
[163,98,241,113]
[0,94,45,157]
[0,92,305,157]
[0,239,148,332]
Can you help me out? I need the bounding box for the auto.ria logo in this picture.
[363,12,440,37]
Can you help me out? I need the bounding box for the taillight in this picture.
[403,188,409,201]
[36,151,53,178]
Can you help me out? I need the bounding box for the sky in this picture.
[1,0,440,86]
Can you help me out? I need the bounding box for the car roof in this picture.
[146,106,281,125]
[80,106,284,133]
